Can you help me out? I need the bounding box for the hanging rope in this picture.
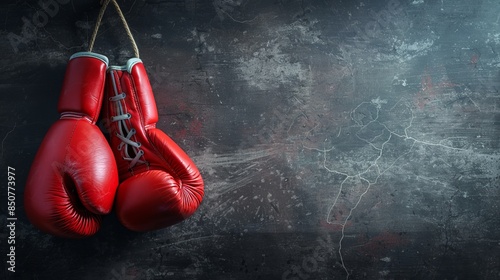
[88,0,140,58]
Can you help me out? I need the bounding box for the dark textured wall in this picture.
[1,0,499,279]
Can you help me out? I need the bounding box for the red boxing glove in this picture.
[102,58,204,232]
[24,52,119,238]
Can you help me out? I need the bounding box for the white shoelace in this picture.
[109,71,147,170]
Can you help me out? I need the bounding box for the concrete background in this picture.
[1,0,499,279]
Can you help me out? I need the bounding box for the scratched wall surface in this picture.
[1,0,499,279]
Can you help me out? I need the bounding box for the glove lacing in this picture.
[109,70,147,170]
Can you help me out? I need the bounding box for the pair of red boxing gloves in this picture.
[24,52,204,238]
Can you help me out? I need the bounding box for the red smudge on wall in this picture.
[354,231,409,258]
[163,97,204,141]
[414,72,436,110]
[172,117,204,141]
[470,53,479,67]
[414,71,456,110]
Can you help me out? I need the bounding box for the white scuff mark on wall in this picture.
[393,38,436,62]
[486,33,500,44]
[235,42,308,91]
